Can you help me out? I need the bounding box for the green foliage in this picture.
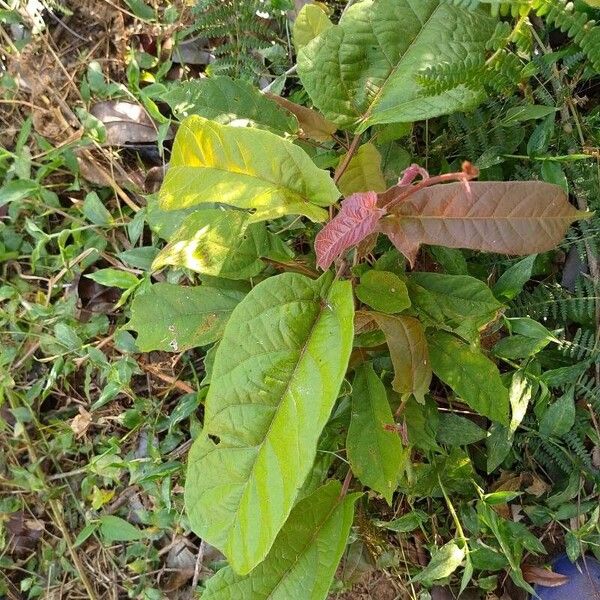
[3,0,600,598]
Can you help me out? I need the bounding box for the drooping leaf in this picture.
[315,192,385,270]
[428,331,509,425]
[152,208,292,280]
[407,272,503,342]
[404,396,439,451]
[338,143,386,196]
[347,363,405,504]
[264,94,337,142]
[413,541,466,584]
[293,3,332,52]
[202,481,359,600]
[355,270,410,314]
[128,283,244,351]
[162,77,298,133]
[379,181,588,266]
[366,311,431,403]
[298,0,495,130]
[185,273,354,574]
[159,115,339,222]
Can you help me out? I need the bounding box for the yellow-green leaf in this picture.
[338,143,386,196]
[293,3,332,52]
[185,273,354,574]
[159,115,339,222]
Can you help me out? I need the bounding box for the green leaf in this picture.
[347,363,405,504]
[337,143,387,195]
[501,105,557,125]
[355,270,411,314]
[85,269,139,290]
[436,413,487,446]
[413,541,466,584]
[486,424,513,473]
[298,0,495,130]
[376,510,427,533]
[428,331,509,425]
[162,77,298,134]
[152,209,287,280]
[0,179,39,207]
[293,3,332,52]
[492,255,537,301]
[202,481,358,600]
[428,246,468,276]
[82,191,113,225]
[98,515,145,542]
[128,283,244,351]
[159,116,339,222]
[185,273,354,574]
[539,387,576,438]
[407,273,503,341]
[404,396,439,451]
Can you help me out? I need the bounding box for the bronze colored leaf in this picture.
[522,564,569,588]
[358,311,431,403]
[379,181,590,266]
[264,93,337,141]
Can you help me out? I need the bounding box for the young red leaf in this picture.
[379,181,589,266]
[315,191,385,270]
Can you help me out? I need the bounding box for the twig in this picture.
[191,540,206,589]
[140,363,195,394]
[334,134,361,184]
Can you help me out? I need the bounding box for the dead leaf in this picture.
[379,181,589,267]
[70,406,92,438]
[90,101,172,145]
[522,564,569,587]
[6,512,44,556]
[265,93,336,141]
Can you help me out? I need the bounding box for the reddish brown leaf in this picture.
[379,181,589,267]
[522,564,569,588]
[358,311,432,403]
[264,93,337,142]
[315,192,385,270]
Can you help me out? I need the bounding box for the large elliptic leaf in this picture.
[428,331,509,425]
[297,0,495,130]
[406,272,503,341]
[151,208,293,280]
[128,283,244,352]
[185,273,354,574]
[162,77,298,134]
[202,482,359,600]
[159,116,340,222]
[380,181,589,266]
[347,363,405,503]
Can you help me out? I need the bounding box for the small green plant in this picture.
[124,1,595,596]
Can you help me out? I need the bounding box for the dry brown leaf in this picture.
[379,181,589,266]
[522,564,569,587]
[70,406,92,439]
[264,93,336,141]
[90,101,172,145]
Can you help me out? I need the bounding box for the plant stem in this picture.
[334,134,361,184]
